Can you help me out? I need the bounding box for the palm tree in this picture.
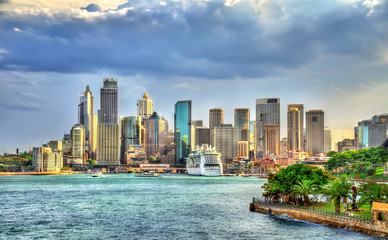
[324,180,352,213]
[292,179,318,207]
[358,183,388,208]
[339,176,352,203]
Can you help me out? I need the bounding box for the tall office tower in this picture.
[354,127,359,150]
[93,113,98,156]
[191,120,203,149]
[238,141,249,158]
[324,126,332,153]
[235,108,250,142]
[78,84,95,155]
[356,119,371,149]
[249,121,256,159]
[97,78,120,164]
[214,125,238,163]
[209,108,224,129]
[306,110,324,155]
[264,124,280,155]
[175,100,192,164]
[137,91,153,119]
[368,114,388,148]
[287,106,302,151]
[144,112,168,157]
[100,78,118,124]
[337,139,355,153]
[287,104,304,150]
[69,124,85,164]
[191,120,203,128]
[209,108,224,146]
[120,116,141,162]
[62,134,72,153]
[256,98,280,158]
[48,140,62,152]
[195,127,210,147]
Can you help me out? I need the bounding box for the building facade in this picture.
[214,125,238,163]
[324,126,332,153]
[144,112,168,158]
[97,123,120,164]
[234,108,250,143]
[264,124,280,155]
[256,98,280,158]
[174,100,192,164]
[100,78,118,124]
[195,127,210,147]
[137,92,153,119]
[69,124,85,164]
[78,84,96,156]
[287,106,302,151]
[306,110,324,155]
[120,116,141,163]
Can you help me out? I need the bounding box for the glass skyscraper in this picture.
[120,116,141,163]
[174,100,192,164]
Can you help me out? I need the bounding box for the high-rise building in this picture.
[264,124,280,155]
[306,110,324,155]
[287,104,303,151]
[369,114,388,148]
[191,120,203,128]
[100,78,118,124]
[337,139,355,153]
[174,100,192,164]
[32,147,62,172]
[238,141,249,158]
[249,121,256,159]
[234,108,250,143]
[78,84,96,155]
[120,116,141,162]
[137,92,153,119]
[214,125,238,163]
[324,126,332,153]
[97,78,120,164]
[144,112,168,157]
[256,98,280,158]
[357,120,371,149]
[195,127,210,147]
[209,108,224,129]
[69,124,85,164]
[62,134,71,153]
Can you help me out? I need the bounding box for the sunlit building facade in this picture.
[214,125,238,163]
[137,92,153,119]
[144,112,168,157]
[234,108,250,143]
[174,100,192,164]
[306,110,324,155]
[120,116,141,163]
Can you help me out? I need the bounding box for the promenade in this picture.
[250,198,388,238]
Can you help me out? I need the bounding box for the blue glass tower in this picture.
[174,100,192,164]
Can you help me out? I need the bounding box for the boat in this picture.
[135,173,161,177]
[186,144,223,176]
[92,171,103,177]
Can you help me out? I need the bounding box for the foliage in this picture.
[324,179,352,213]
[325,147,388,173]
[61,166,72,171]
[326,151,337,157]
[0,156,31,166]
[262,164,332,201]
[351,162,372,173]
[0,165,6,172]
[358,182,388,208]
[292,179,318,207]
[365,167,376,176]
[148,156,160,163]
[86,159,96,165]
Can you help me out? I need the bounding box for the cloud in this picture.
[0,99,41,111]
[172,82,197,90]
[0,0,386,80]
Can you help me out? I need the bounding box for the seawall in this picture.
[250,201,388,238]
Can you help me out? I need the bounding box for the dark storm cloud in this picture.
[0,0,387,79]
[81,4,102,12]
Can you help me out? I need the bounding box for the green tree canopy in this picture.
[324,179,352,213]
[262,164,332,201]
[358,182,388,208]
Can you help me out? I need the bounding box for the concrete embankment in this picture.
[0,171,83,176]
[250,202,388,238]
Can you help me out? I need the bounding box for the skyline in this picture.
[1,0,387,152]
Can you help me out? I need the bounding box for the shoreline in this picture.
[0,171,84,176]
[250,201,388,238]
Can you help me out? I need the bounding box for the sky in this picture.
[0,0,387,153]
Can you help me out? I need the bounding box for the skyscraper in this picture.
[214,125,238,163]
[287,104,304,151]
[174,100,192,164]
[249,121,256,159]
[78,84,95,156]
[209,108,224,129]
[120,116,141,162]
[97,78,119,164]
[137,91,153,119]
[306,110,324,155]
[234,108,250,143]
[100,78,118,124]
[256,98,280,157]
[265,124,280,155]
[324,126,332,153]
[69,124,85,164]
[195,127,210,147]
[144,112,168,157]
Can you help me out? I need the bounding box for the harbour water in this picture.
[0,174,381,239]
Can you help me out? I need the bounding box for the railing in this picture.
[252,197,372,224]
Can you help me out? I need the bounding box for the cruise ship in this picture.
[186,144,223,176]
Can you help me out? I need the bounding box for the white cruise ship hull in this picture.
[187,167,201,176]
[200,167,223,176]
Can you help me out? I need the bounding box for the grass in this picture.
[331,172,388,180]
[307,202,372,218]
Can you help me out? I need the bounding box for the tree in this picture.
[292,179,318,207]
[358,182,388,208]
[324,179,352,213]
[262,164,332,202]
[326,151,337,157]
[86,159,96,165]
[339,176,352,203]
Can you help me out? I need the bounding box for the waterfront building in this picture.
[238,141,249,158]
[249,121,256,159]
[62,134,71,153]
[144,112,168,157]
[48,140,62,152]
[287,106,302,151]
[137,91,153,119]
[214,125,238,163]
[234,108,250,142]
[78,84,96,156]
[174,100,192,164]
[97,77,120,164]
[100,78,118,124]
[256,98,280,158]
[32,147,62,172]
[120,116,141,163]
[337,139,355,153]
[306,110,324,155]
[264,124,280,155]
[97,123,120,164]
[195,127,210,147]
[324,126,332,153]
[68,124,85,164]
[209,108,224,146]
